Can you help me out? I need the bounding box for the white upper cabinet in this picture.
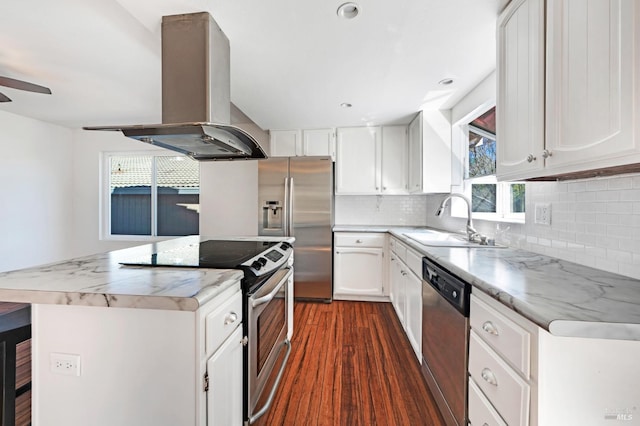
[302,129,336,159]
[381,126,409,194]
[335,125,409,195]
[408,113,423,192]
[497,0,640,180]
[270,128,335,159]
[544,0,639,172]
[270,130,301,157]
[408,110,452,193]
[496,0,545,180]
[336,126,381,194]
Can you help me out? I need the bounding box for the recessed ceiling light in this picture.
[438,78,454,86]
[337,2,360,19]
[340,102,352,108]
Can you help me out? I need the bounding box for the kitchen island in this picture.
[0,235,289,426]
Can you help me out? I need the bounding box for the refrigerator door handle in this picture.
[288,177,295,237]
[283,177,290,236]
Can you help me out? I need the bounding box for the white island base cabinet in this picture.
[31,284,243,426]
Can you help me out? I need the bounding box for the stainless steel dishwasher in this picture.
[421,257,471,426]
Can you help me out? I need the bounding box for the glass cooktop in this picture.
[121,240,281,269]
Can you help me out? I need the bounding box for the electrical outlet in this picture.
[51,353,81,376]
[535,203,551,225]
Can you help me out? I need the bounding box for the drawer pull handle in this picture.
[356,239,363,243]
[481,368,498,386]
[224,312,238,325]
[482,321,499,336]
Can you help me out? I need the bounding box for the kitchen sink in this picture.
[403,230,505,248]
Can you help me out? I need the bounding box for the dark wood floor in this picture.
[254,301,445,426]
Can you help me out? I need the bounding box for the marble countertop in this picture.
[334,225,640,340]
[0,235,294,312]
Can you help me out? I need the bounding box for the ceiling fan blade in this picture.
[0,76,51,95]
[0,92,11,102]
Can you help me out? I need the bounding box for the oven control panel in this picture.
[243,241,293,277]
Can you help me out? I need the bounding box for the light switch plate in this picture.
[535,203,551,225]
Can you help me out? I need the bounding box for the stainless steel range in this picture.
[121,238,294,424]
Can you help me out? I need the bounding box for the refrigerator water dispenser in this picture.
[262,201,283,231]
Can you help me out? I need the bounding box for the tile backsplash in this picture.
[335,195,429,226]
[335,173,640,280]
[427,173,640,280]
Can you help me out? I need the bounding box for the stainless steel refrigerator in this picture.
[258,157,333,301]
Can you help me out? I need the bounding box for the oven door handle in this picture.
[248,338,292,424]
[251,268,292,308]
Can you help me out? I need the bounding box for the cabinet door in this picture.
[207,326,243,426]
[408,113,423,193]
[302,129,335,159]
[545,0,640,172]
[335,127,381,194]
[389,254,405,325]
[381,126,408,194]
[334,247,384,296]
[396,265,407,327]
[270,130,301,157]
[405,270,422,361]
[496,0,545,180]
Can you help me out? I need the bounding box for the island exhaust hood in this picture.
[84,12,267,161]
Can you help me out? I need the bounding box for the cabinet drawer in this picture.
[468,377,507,426]
[335,233,385,248]
[470,295,531,377]
[389,237,398,253]
[205,291,243,355]
[469,331,530,426]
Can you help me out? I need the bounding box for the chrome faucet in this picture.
[435,193,481,242]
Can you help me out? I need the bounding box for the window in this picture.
[452,105,525,222]
[104,153,200,238]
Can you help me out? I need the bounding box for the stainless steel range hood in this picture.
[84,12,267,161]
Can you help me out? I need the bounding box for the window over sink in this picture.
[453,105,525,222]
[102,153,200,239]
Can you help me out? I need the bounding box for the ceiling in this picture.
[0,0,507,131]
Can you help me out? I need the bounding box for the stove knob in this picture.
[251,261,262,270]
[280,242,291,250]
[257,257,268,266]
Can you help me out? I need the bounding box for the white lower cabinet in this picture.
[469,331,530,426]
[333,232,386,300]
[468,378,507,426]
[389,252,406,326]
[207,326,244,426]
[404,267,422,360]
[469,291,536,426]
[388,237,422,361]
[470,290,640,426]
[204,289,244,426]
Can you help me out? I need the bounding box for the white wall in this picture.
[199,161,258,236]
[0,110,75,272]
